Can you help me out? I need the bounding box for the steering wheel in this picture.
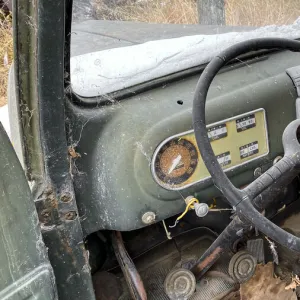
[193,38,300,252]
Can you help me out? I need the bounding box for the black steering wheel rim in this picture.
[192,37,300,251]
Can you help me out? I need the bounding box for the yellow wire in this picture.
[176,198,199,221]
[209,198,217,209]
[169,197,219,229]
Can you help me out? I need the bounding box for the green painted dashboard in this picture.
[68,50,299,234]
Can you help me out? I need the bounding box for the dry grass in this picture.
[93,0,198,24]
[93,0,300,25]
[0,11,12,107]
[226,0,300,26]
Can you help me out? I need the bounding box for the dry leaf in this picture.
[240,263,297,300]
[285,275,300,290]
[285,281,297,290]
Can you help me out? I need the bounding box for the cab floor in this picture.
[117,227,236,300]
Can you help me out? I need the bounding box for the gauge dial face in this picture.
[154,139,198,186]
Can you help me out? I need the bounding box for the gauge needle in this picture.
[168,155,182,174]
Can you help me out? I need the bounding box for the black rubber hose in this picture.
[192,38,300,251]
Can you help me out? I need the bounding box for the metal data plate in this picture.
[151,108,269,190]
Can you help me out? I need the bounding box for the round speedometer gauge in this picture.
[153,138,198,187]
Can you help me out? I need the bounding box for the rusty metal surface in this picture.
[12,0,96,298]
[192,247,223,276]
[190,175,299,282]
[190,215,250,280]
[112,231,147,300]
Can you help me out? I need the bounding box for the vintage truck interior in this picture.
[3,1,300,300]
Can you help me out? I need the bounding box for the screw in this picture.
[64,211,77,220]
[253,167,262,178]
[142,212,156,224]
[60,193,72,203]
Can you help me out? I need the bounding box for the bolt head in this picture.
[60,193,72,203]
[40,209,51,224]
[254,167,262,177]
[64,211,77,220]
[142,212,156,224]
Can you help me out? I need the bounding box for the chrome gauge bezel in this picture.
[151,108,269,191]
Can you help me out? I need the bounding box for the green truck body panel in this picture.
[0,124,57,299]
